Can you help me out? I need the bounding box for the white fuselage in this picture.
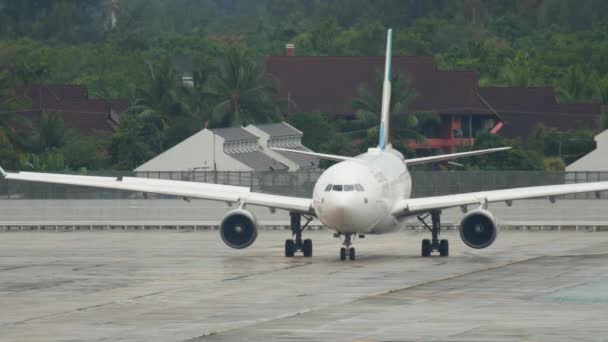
[312,147,411,234]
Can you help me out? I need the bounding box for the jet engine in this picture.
[459,209,498,249]
[220,209,259,249]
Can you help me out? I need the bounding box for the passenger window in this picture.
[343,184,355,192]
[355,184,365,192]
[332,185,343,191]
[325,184,332,191]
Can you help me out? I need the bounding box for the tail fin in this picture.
[378,28,393,150]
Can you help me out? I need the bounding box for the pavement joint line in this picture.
[183,256,546,341]
[2,261,317,327]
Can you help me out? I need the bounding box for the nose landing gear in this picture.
[336,233,356,260]
[417,211,449,257]
[285,212,313,257]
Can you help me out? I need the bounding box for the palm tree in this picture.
[208,46,280,127]
[347,72,439,150]
[127,59,195,150]
[131,59,191,122]
[500,51,534,87]
[556,65,601,102]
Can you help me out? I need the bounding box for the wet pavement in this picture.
[1,230,607,341]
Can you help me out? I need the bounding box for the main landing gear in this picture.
[285,212,313,257]
[336,233,357,261]
[417,211,449,257]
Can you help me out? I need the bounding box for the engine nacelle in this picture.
[459,209,498,249]
[220,209,259,249]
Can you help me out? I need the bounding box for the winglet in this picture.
[0,166,6,178]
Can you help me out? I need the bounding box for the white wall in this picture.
[135,130,251,172]
[566,130,608,172]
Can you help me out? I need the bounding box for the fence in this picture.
[1,171,607,199]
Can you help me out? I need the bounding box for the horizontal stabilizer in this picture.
[271,148,352,162]
[404,147,511,166]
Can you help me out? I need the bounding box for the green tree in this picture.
[462,133,544,170]
[500,51,536,86]
[38,112,66,151]
[208,46,280,127]
[0,67,30,169]
[109,110,164,170]
[127,59,195,150]
[556,65,601,102]
[61,133,110,171]
[348,73,438,151]
[288,112,334,152]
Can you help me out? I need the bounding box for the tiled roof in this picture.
[227,151,288,171]
[478,87,557,113]
[498,112,600,139]
[211,127,258,141]
[255,122,302,137]
[13,85,130,134]
[20,84,89,103]
[479,86,601,138]
[266,56,492,116]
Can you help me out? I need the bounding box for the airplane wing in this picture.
[392,181,608,218]
[271,148,352,162]
[403,147,512,166]
[0,169,313,214]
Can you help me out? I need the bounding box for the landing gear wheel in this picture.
[421,239,431,257]
[418,211,449,257]
[349,247,356,260]
[303,239,313,257]
[340,247,346,261]
[285,239,295,257]
[439,239,449,257]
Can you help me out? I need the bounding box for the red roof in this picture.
[479,87,600,138]
[21,84,89,103]
[266,56,492,116]
[267,56,601,140]
[17,85,129,134]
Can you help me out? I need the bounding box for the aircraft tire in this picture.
[349,247,356,260]
[421,239,431,257]
[285,239,295,257]
[303,239,313,257]
[439,239,449,257]
[340,247,346,261]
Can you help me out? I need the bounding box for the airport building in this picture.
[134,122,319,173]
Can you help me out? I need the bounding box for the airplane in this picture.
[2,29,608,261]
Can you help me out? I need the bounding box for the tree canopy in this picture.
[0,0,606,171]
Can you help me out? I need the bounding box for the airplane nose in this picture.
[322,195,359,231]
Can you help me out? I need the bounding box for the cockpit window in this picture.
[355,184,365,192]
[343,184,355,192]
[332,184,343,191]
[325,184,332,191]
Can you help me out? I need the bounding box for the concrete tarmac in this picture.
[1,230,608,341]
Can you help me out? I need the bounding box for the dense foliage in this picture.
[1,0,607,171]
